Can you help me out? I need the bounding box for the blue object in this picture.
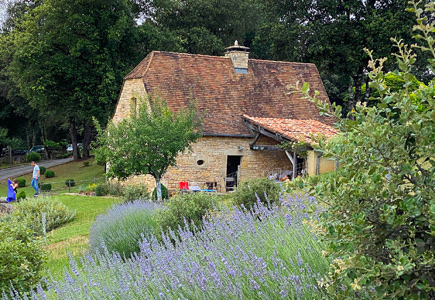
[6,179,16,202]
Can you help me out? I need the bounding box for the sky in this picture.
[0,0,16,30]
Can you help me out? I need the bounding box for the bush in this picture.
[83,161,90,167]
[0,220,46,293]
[45,170,55,178]
[151,184,168,201]
[39,166,46,175]
[293,10,435,298]
[95,184,108,196]
[65,179,75,187]
[40,183,52,191]
[155,192,215,237]
[106,182,123,196]
[17,202,329,299]
[11,197,76,236]
[16,177,26,187]
[122,184,149,202]
[89,201,159,259]
[231,178,281,209]
[26,152,41,162]
[17,190,26,200]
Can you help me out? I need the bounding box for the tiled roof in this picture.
[124,51,335,136]
[242,115,339,145]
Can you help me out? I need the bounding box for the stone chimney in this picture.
[225,40,250,74]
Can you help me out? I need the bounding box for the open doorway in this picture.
[226,155,241,192]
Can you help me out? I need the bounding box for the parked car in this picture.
[28,145,45,154]
[67,143,83,152]
[12,149,27,155]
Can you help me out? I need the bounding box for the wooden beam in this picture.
[292,151,297,179]
[251,145,283,151]
[250,132,261,147]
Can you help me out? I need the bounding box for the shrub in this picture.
[155,192,215,237]
[122,184,149,202]
[83,161,90,167]
[65,179,75,187]
[11,197,76,236]
[40,183,52,191]
[16,201,328,299]
[232,177,281,209]
[89,201,159,259]
[292,10,435,298]
[39,166,46,175]
[16,190,26,200]
[86,183,97,192]
[16,177,26,188]
[151,184,168,201]
[106,182,123,196]
[26,152,41,162]
[0,219,46,293]
[95,184,108,197]
[44,170,55,178]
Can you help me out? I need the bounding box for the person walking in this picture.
[31,161,40,196]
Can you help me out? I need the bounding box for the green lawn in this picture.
[0,158,105,197]
[0,158,121,279]
[44,194,122,279]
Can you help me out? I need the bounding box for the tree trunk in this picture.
[156,177,162,202]
[8,145,12,165]
[40,121,50,159]
[354,72,363,106]
[69,119,81,161]
[25,126,31,150]
[32,127,36,147]
[82,122,91,159]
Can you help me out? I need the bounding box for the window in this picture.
[130,97,137,117]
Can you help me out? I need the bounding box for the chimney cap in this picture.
[225,40,250,52]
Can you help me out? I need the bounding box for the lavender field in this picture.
[4,195,329,300]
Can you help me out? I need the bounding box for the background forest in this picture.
[0,0,431,159]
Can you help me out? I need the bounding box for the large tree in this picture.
[7,0,141,160]
[95,96,202,202]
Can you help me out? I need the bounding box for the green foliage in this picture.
[26,152,41,162]
[45,170,55,178]
[10,197,76,236]
[65,179,75,187]
[121,184,149,202]
[0,219,46,293]
[39,166,46,175]
[294,4,435,297]
[94,96,202,202]
[83,161,90,167]
[17,190,26,200]
[95,184,108,197]
[106,182,123,197]
[16,177,26,187]
[151,184,168,202]
[232,178,281,209]
[155,192,215,237]
[40,183,52,191]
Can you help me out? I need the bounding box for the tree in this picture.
[7,0,141,160]
[94,96,202,202]
[292,1,435,297]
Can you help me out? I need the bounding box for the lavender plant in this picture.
[7,195,329,300]
[89,200,160,259]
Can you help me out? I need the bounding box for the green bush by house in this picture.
[17,177,26,187]
[151,184,168,201]
[39,166,46,175]
[122,184,149,202]
[232,178,281,209]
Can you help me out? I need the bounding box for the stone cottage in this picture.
[112,42,338,193]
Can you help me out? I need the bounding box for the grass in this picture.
[43,194,122,279]
[0,158,105,197]
[0,158,121,279]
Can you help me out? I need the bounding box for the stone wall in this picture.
[125,136,293,193]
[307,150,336,176]
[112,78,146,124]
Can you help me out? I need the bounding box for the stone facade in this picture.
[112,78,146,124]
[126,135,293,193]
